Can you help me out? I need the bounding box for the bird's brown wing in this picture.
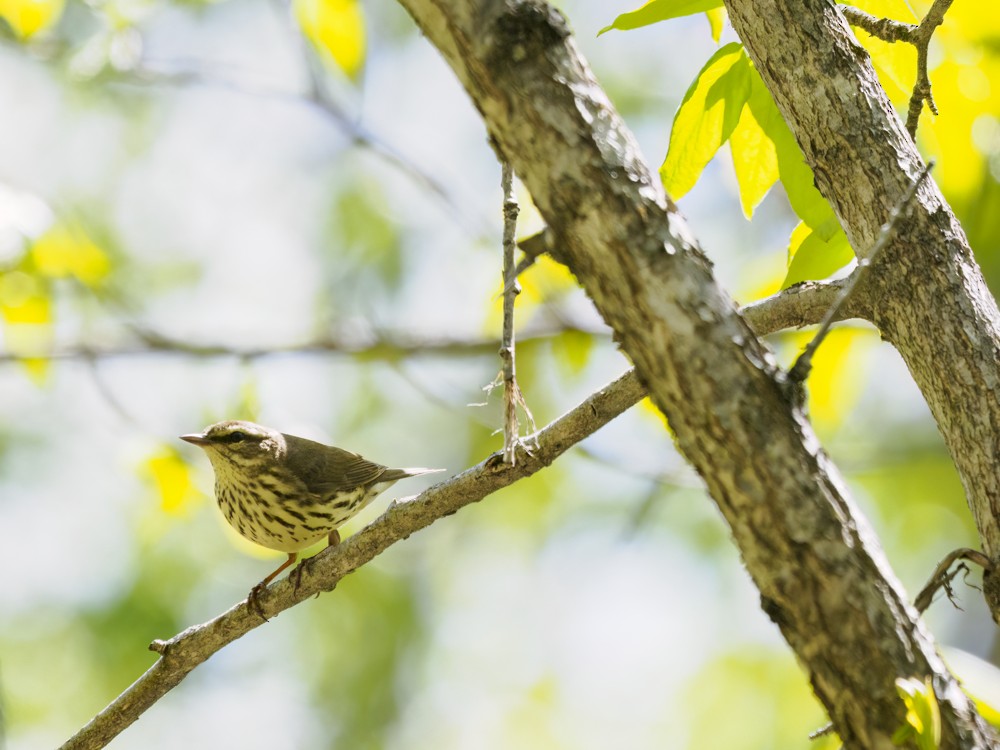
[283,434,387,498]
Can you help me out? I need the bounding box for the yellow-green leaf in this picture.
[705,7,725,42]
[30,223,111,286]
[0,270,50,324]
[0,0,64,39]
[599,0,723,35]
[552,329,594,377]
[660,43,751,199]
[18,356,50,384]
[294,0,366,81]
[0,270,54,383]
[894,677,941,750]
[785,327,873,430]
[144,447,198,515]
[742,70,837,233]
[729,75,780,217]
[782,221,853,288]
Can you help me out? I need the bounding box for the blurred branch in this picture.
[0,275,862,369]
[0,324,609,365]
[60,368,646,750]
[117,62,462,220]
[841,0,954,137]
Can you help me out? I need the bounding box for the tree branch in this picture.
[731,0,1000,624]
[392,0,993,744]
[60,368,646,750]
[0,325,607,366]
[841,0,955,138]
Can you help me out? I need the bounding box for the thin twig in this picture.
[914,548,993,614]
[841,0,954,138]
[118,62,460,217]
[501,229,560,297]
[499,161,536,464]
[788,161,934,383]
[841,6,916,42]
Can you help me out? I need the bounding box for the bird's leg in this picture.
[248,552,297,621]
[290,529,343,594]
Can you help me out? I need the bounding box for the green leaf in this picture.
[552,329,595,377]
[705,8,726,42]
[894,677,941,750]
[294,0,366,81]
[782,221,853,288]
[660,43,751,199]
[599,0,724,36]
[729,75,780,217]
[744,73,838,232]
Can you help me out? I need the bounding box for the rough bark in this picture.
[726,0,1000,599]
[393,0,995,746]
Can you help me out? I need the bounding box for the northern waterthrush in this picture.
[180,420,441,617]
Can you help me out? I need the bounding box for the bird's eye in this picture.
[223,431,248,443]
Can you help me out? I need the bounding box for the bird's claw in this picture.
[289,559,308,594]
[248,583,269,622]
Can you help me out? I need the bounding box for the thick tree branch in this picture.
[391,0,992,745]
[60,369,645,750]
[728,0,1000,622]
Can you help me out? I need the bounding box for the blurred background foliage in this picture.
[0,0,998,747]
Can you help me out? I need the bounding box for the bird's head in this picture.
[180,420,286,470]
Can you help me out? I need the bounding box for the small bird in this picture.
[180,420,441,618]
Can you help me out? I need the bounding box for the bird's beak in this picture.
[180,433,210,446]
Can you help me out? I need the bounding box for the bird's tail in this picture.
[385,467,445,481]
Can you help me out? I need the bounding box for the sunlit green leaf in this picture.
[0,270,50,324]
[0,0,64,39]
[730,74,780,217]
[705,7,725,42]
[660,43,751,199]
[294,0,366,80]
[30,222,111,287]
[894,677,941,750]
[942,648,1000,731]
[783,327,874,431]
[782,221,853,288]
[552,329,594,377]
[144,446,198,516]
[598,0,724,35]
[742,72,839,233]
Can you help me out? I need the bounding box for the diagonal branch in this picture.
[60,369,645,750]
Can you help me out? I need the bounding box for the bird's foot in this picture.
[247,583,269,622]
[289,558,309,594]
